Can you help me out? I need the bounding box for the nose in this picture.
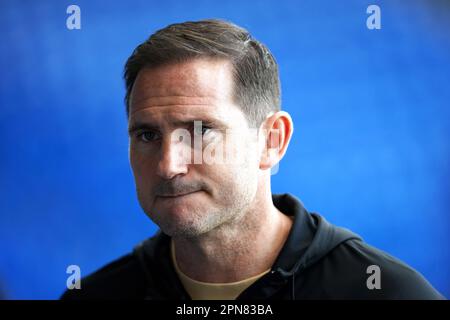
[156,134,190,180]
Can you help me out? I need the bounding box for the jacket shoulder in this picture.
[322,239,445,299]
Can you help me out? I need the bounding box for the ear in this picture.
[259,111,294,171]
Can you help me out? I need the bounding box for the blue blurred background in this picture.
[0,0,449,299]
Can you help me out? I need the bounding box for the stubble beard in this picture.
[138,185,255,240]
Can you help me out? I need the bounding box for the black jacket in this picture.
[61,193,445,300]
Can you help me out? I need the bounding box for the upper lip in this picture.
[157,190,199,197]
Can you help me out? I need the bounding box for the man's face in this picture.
[128,59,262,238]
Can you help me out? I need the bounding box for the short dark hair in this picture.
[123,19,281,127]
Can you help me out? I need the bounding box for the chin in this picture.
[159,220,208,238]
[155,191,206,214]
[144,205,203,236]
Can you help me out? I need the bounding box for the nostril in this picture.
[156,157,189,180]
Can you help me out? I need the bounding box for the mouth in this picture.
[157,190,201,198]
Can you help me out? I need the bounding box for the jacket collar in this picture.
[270,193,317,274]
[235,193,318,299]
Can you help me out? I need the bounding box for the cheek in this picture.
[206,163,258,208]
[130,149,156,187]
[228,143,260,188]
[203,159,257,194]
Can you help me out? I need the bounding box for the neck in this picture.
[172,183,293,283]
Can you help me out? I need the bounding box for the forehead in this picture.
[129,59,245,126]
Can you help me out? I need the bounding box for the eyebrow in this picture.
[128,118,226,135]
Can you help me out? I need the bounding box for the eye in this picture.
[201,126,212,136]
[138,131,160,142]
[194,125,212,136]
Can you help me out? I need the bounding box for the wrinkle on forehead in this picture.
[129,103,249,132]
[129,59,234,115]
[130,96,215,118]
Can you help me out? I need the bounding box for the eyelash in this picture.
[137,126,213,143]
[195,126,212,136]
[137,131,160,142]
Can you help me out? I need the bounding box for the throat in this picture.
[171,208,293,283]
